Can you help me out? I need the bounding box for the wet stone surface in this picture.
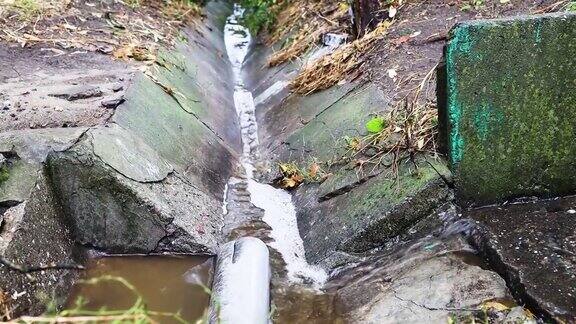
[469,196,576,322]
[439,12,576,205]
[328,236,516,323]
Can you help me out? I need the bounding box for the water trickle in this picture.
[224,5,327,287]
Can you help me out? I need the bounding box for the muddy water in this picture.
[66,256,212,323]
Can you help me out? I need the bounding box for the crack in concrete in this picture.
[469,229,556,322]
[319,170,383,202]
[391,288,480,313]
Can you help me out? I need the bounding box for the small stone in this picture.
[49,85,103,101]
[2,100,11,110]
[101,95,126,109]
[111,84,124,92]
[0,153,6,167]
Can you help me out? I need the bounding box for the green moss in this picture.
[343,160,446,220]
[335,158,450,252]
[444,14,576,204]
[0,167,9,185]
[283,84,387,164]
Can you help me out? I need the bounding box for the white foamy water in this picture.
[224,5,327,286]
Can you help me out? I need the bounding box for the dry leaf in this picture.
[309,162,320,178]
[481,301,510,312]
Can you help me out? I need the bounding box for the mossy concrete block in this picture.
[281,84,389,163]
[295,159,451,264]
[47,134,221,254]
[274,84,451,263]
[113,73,237,198]
[439,13,576,205]
[152,47,240,149]
[0,128,87,163]
[468,197,576,322]
[92,124,173,183]
[258,82,359,152]
[0,159,38,203]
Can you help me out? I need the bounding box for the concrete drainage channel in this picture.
[209,6,327,323]
[0,0,575,323]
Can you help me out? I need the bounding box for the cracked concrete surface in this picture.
[331,237,512,323]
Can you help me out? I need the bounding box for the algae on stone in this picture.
[440,13,576,204]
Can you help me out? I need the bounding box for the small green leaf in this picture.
[365,117,386,133]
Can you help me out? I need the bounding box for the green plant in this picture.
[240,0,281,34]
[11,0,41,19]
[567,1,576,11]
[337,65,439,177]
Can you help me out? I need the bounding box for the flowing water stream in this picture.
[223,5,328,287]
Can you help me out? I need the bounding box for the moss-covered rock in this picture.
[439,13,576,205]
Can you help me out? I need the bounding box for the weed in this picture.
[11,0,41,19]
[12,276,200,323]
[240,0,284,35]
[336,64,439,178]
[567,0,576,11]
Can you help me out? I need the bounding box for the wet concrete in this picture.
[469,196,576,322]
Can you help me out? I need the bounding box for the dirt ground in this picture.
[362,0,563,121]
[0,0,203,132]
[0,45,135,131]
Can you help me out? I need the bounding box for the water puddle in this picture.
[66,256,212,323]
[223,5,327,287]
